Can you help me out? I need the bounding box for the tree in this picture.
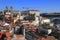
[10,6,13,12]
[10,6,13,17]
[5,6,8,12]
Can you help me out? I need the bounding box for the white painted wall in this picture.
[41,19,50,24]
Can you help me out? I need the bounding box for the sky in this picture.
[0,0,60,13]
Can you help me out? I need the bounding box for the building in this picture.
[22,10,40,26]
[40,13,60,25]
[41,17,50,24]
[40,12,60,19]
[22,10,40,16]
[5,12,11,17]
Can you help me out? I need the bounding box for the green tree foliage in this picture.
[5,6,8,12]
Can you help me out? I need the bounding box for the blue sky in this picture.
[0,0,60,13]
